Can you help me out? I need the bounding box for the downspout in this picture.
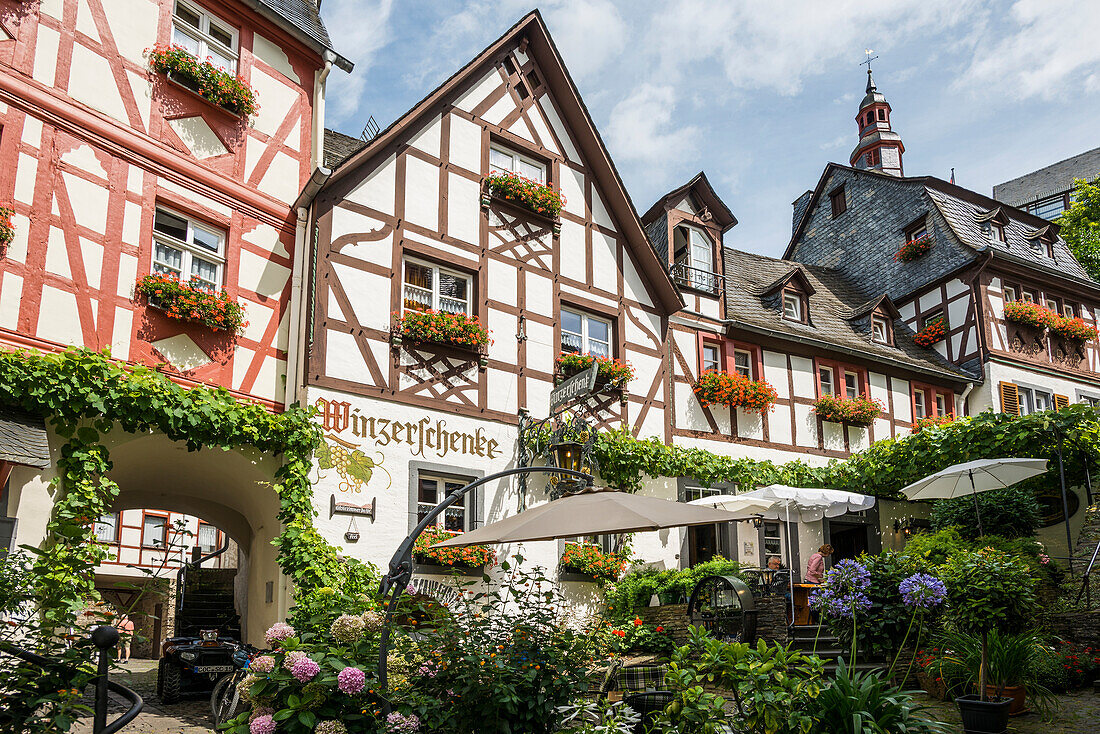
[286,167,331,409]
[312,53,335,169]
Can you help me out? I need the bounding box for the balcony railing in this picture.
[672,263,725,296]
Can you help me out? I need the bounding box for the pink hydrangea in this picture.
[385,712,420,733]
[290,656,320,683]
[315,723,347,734]
[264,622,295,646]
[250,714,276,734]
[282,651,308,671]
[337,666,365,694]
[250,655,275,674]
[249,706,273,723]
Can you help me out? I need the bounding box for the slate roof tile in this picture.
[993,146,1100,207]
[0,409,51,469]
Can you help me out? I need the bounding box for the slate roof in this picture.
[722,249,974,383]
[0,409,51,468]
[993,146,1100,208]
[250,0,352,71]
[323,128,367,169]
[923,180,1096,284]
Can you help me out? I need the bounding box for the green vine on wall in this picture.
[590,405,1100,498]
[0,348,356,624]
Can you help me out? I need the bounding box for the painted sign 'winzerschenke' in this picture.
[349,415,501,460]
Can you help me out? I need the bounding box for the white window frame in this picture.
[935,393,948,417]
[701,343,721,373]
[1078,393,1100,408]
[1064,303,1076,319]
[783,292,803,321]
[871,315,890,344]
[197,522,218,554]
[401,257,473,316]
[1021,291,1035,303]
[762,521,783,561]
[151,206,226,290]
[417,475,470,533]
[561,308,612,358]
[171,0,239,73]
[733,349,753,378]
[844,371,860,400]
[142,513,168,549]
[818,365,834,396]
[489,144,546,184]
[913,390,926,419]
[687,226,714,273]
[1003,285,1016,303]
[1045,297,1058,313]
[991,222,1006,243]
[1017,385,1052,416]
[94,513,118,544]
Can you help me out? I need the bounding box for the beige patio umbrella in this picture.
[432,487,750,547]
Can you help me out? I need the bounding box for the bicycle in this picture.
[210,644,261,728]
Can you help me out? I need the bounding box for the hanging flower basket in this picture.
[0,207,14,255]
[555,353,634,388]
[693,370,778,414]
[145,44,259,117]
[913,317,947,347]
[391,309,490,352]
[1003,300,1056,331]
[485,171,565,218]
[560,542,628,582]
[896,233,933,262]
[136,273,246,334]
[413,527,495,569]
[812,393,882,427]
[1049,315,1098,342]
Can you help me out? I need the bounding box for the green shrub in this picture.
[811,660,950,734]
[607,558,740,619]
[940,548,1037,636]
[1033,640,1100,692]
[929,486,1041,539]
[900,528,1063,589]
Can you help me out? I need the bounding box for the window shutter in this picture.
[1054,394,1069,411]
[999,382,1019,416]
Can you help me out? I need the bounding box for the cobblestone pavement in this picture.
[73,659,217,733]
[914,691,1100,733]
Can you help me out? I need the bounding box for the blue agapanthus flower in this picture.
[898,572,947,610]
[808,559,872,620]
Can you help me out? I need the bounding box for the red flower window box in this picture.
[0,207,14,256]
[1003,300,1056,330]
[413,527,495,570]
[812,393,882,427]
[136,274,246,334]
[896,233,934,262]
[560,542,628,582]
[391,310,490,352]
[555,353,634,389]
[145,45,259,118]
[485,171,566,219]
[913,317,947,347]
[693,370,778,414]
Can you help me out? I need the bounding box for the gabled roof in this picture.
[993,146,1100,207]
[640,171,737,232]
[786,162,1099,289]
[323,128,366,169]
[245,0,352,71]
[323,11,683,313]
[750,265,816,298]
[845,293,901,320]
[723,250,973,384]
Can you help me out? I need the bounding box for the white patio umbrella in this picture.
[901,457,1048,536]
[691,486,876,622]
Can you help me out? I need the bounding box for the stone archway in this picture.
[101,431,288,645]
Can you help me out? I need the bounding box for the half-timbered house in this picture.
[0,0,348,641]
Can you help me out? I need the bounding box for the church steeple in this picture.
[850,57,904,176]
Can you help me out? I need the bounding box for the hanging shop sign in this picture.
[330,494,376,521]
[549,363,598,412]
[407,577,461,611]
[316,397,502,460]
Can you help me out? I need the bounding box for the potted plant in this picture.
[559,542,627,582]
[811,393,882,427]
[939,548,1037,733]
[1049,314,1098,342]
[0,206,14,256]
[1003,300,1056,331]
[391,309,490,352]
[136,273,247,334]
[145,45,258,117]
[896,232,934,262]
[693,370,778,414]
[913,316,946,347]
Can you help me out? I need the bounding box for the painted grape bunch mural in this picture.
[316,438,391,493]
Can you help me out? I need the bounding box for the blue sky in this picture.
[320,1,1100,257]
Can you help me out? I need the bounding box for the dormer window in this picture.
[783,291,803,322]
[991,222,1006,243]
[871,315,891,344]
[672,225,717,293]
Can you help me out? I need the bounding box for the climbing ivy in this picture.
[0,347,361,624]
[591,405,1100,498]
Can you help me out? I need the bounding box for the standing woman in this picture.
[805,544,833,584]
[116,614,135,662]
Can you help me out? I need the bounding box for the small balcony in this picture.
[671,262,724,296]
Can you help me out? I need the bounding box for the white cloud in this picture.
[820,134,849,150]
[605,84,699,176]
[954,0,1100,100]
[322,0,397,122]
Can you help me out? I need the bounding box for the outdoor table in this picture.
[792,584,815,626]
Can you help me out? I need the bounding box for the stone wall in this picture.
[1050,610,1100,648]
[637,594,789,646]
[638,604,692,644]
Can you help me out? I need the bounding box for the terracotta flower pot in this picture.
[985,684,1026,716]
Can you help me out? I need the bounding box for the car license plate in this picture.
[195,665,233,673]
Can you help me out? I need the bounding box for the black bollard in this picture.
[90,625,120,734]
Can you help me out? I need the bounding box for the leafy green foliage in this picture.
[900,528,1063,588]
[1056,175,1100,281]
[923,629,1055,701]
[605,617,676,655]
[607,557,740,617]
[822,552,935,659]
[930,486,1041,539]
[1032,640,1100,692]
[939,548,1037,636]
[811,659,950,734]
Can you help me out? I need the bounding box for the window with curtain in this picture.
[402,258,472,315]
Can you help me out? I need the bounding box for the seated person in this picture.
[766,556,790,595]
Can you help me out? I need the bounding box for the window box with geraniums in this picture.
[693,370,778,414]
[913,316,946,347]
[913,414,957,432]
[412,526,496,575]
[896,233,933,262]
[145,45,259,118]
[812,393,882,427]
[484,171,566,221]
[136,273,246,334]
[555,353,634,390]
[559,542,628,583]
[1049,315,1098,342]
[1003,300,1056,331]
[0,207,14,256]
[391,309,491,354]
